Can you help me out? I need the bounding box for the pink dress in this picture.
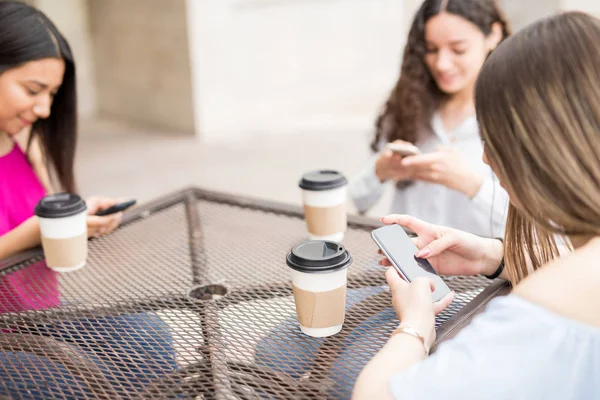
[0,144,60,313]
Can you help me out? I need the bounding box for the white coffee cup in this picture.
[286,240,353,337]
[299,170,348,242]
[35,193,88,273]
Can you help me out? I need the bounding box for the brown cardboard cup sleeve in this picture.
[303,203,347,237]
[292,284,346,328]
[41,233,88,269]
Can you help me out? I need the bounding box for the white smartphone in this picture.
[371,224,451,303]
[386,142,420,157]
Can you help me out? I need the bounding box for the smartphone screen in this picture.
[371,224,451,302]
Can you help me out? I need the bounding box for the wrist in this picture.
[481,237,505,276]
[374,161,387,183]
[397,318,435,349]
[391,325,431,355]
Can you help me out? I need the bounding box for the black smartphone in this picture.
[371,224,451,302]
[94,200,137,216]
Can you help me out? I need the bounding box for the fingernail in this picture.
[416,248,431,258]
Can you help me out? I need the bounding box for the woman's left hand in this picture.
[85,196,125,238]
[401,147,483,198]
[386,267,455,350]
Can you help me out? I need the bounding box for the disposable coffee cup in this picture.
[35,193,88,273]
[299,170,347,242]
[286,240,352,337]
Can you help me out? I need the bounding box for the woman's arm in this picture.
[349,154,388,214]
[353,332,428,400]
[354,270,453,399]
[0,216,41,260]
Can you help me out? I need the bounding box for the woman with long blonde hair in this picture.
[354,11,600,399]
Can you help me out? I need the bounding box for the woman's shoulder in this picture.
[513,238,600,329]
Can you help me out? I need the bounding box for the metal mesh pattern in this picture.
[0,189,494,399]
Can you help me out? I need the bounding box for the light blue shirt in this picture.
[389,294,600,399]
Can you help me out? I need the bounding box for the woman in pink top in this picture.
[0,2,176,397]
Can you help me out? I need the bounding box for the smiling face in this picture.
[424,11,496,97]
[0,58,65,135]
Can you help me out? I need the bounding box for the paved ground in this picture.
[76,118,393,218]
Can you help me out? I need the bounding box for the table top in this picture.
[0,187,509,399]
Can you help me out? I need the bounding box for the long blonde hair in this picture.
[475,12,600,284]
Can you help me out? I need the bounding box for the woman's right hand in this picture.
[379,214,504,277]
[375,140,415,182]
[85,197,125,238]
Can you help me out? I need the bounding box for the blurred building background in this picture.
[12,0,600,215]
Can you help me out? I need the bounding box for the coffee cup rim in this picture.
[299,170,347,192]
[35,193,87,219]
[286,240,352,273]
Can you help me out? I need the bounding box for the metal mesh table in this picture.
[0,187,509,399]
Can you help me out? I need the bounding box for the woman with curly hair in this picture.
[350,0,510,237]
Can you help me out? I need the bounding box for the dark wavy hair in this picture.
[371,0,510,151]
[0,1,77,193]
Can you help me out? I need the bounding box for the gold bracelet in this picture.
[391,325,430,355]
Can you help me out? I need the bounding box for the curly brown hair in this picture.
[371,0,511,152]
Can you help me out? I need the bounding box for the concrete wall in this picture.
[498,0,560,31]
[89,0,195,134]
[34,0,97,119]
[561,0,600,17]
[22,0,600,141]
[499,0,600,31]
[187,0,406,141]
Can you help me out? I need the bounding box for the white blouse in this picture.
[349,114,508,237]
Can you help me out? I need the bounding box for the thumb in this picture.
[386,267,408,291]
[415,234,456,258]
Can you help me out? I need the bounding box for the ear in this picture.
[486,22,504,51]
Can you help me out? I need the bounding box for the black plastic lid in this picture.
[286,240,352,273]
[35,193,87,219]
[298,170,347,191]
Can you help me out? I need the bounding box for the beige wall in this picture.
[561,0,600,17]
[89,0,195,134]
[34,0,97,119]
[498,0,560,31]
[186,0,406,141]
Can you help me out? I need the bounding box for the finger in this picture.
[433,291,455,315]
[392,139,415,146]
[378,258,392,267]
[381,149,394,159]
[401,153,439,168]
[412,172,438,183]
[85,197,101,215]
[87,215,119,233]
[412,277,435,292]
[386,267,409,289]
[86,197,116,215]
[381,214,431,235]
[86,215,106,228]
[415,234,456,258]
[108,213,123,232]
